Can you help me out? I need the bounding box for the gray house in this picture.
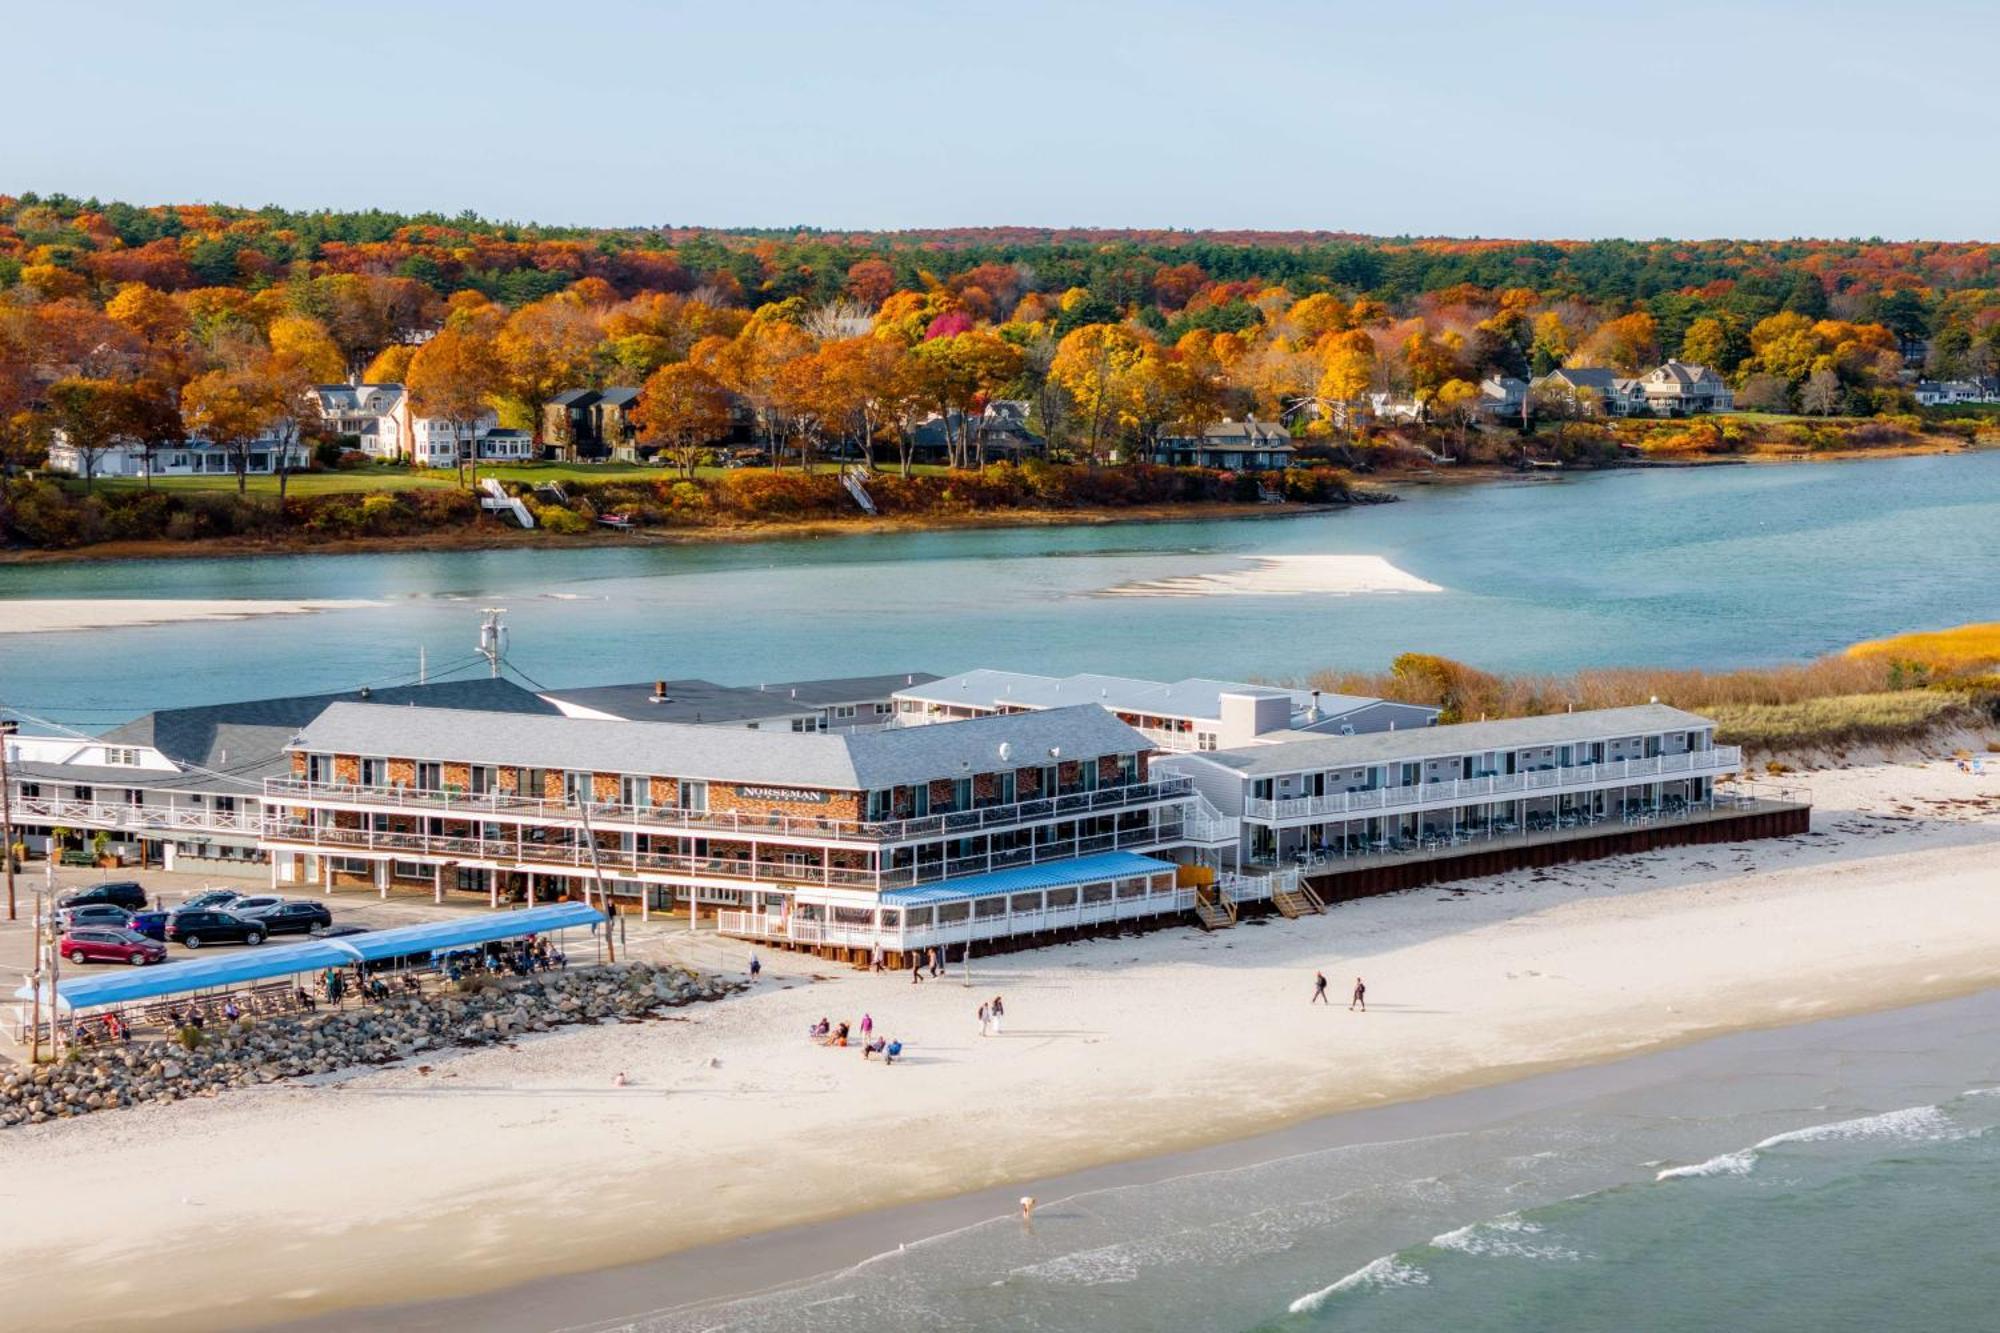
[1151,418,1295,471]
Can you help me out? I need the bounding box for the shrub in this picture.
[538,505,590,534]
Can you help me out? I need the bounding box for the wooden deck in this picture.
[1295,800,1810,904]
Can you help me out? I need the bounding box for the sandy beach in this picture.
[0,599,379,635]
[2,754,1997,1331]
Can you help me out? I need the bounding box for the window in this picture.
[103,747,139,766]
[875,702,893,715]
[307,754,330,784]
[416,762,441,790]
[359,758,385,786]
[834,705,857,719]
[678,780,708,814]
[470,765,494,795]
[74,785,93,802]
[215,796,236,814]
[19,782,38,799]
[125,788,143,807]
[563,771,593,805]
[621,775,648,808]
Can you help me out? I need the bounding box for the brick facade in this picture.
[593,773,620,802]
[333,755,359,783]
[649,775,679,807]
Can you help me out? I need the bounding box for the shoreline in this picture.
[0,757,1995,1331]
[4,442,1985,566]
[309,984,2000,1333]
[0,499,1351,567]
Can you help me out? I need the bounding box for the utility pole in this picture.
[29,885,42,1065]
[575,793,615,963]
[477,608,508,679]
[1,717,17,921]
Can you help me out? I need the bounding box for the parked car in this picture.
[225,895,286,919]
[128,909,173,941]
[61,928,167,966]
[164,910,265,948]
[175,889,242,913]
[58,881,148,911]
[260,901,333,935]
[58,904,137,932]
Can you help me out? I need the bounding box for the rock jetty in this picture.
[2,962,734,1129]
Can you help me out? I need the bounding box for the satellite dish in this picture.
[1048,746,1062,760]
[998,741,1012,763]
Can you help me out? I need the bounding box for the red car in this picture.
[61,927,168,966]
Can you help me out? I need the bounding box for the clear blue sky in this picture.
[8,0,1997,239]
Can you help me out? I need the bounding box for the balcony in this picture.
[263,813,1184,892]
[1242,747,1742,824]
[12,796,261,838]
[262,774,1193,846]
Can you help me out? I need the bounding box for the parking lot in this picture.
[0,863,766,1062]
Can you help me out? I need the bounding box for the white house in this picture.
[1635,360,1734,414]
[311,383,408,460]
[47,431,310,480]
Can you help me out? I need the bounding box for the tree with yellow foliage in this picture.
[1317,329,1377,434]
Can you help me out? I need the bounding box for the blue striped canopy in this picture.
[17,902,604,1013]
[881,851,1174,907]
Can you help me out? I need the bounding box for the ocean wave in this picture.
[1656,1105,1959,1183]
[1655,1150,1756,1182]
[1753,1105,1958,1150]
[1288,1256,1429,1314]
[1430,1213,1585,1262]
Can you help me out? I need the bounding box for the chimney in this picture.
[650,680,668,702]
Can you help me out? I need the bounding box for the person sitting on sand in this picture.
[834,1021,850,1046]
[864,1037,886,1060]
[810,1017,830,1040]
[884,1039,902,1065]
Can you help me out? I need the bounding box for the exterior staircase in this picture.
[841,466,878,515]
[1271,877,1327,919]
[479,478,535,528]
[1193,883,1237,931]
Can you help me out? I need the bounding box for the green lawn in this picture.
[75,459,956,497]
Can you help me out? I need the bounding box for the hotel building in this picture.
[263,701,1222,958]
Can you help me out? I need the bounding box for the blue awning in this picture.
[16,902,604,1014]
[880,852,1174,908]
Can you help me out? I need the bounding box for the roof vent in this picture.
[650,680,672,703]
[359,686,371,700]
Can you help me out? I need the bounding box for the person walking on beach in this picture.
[1312,971,1329,1004]
[911,957,924,985]
[978,1001,991,1037]
[990,995,1005,1035]
[871,943,884,973]
[749,953,762,984]
[860,1012,873,1041]
[928,947,941,978]
[1350,976,1367,1012]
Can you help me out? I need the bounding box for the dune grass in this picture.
[1701,691,1984,752]
[1846,622,2000,672]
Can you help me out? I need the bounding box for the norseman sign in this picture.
[738,786,830,804]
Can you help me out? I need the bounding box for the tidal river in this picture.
[2,451,1997,726]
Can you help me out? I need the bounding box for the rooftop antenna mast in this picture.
[478,608,509,679]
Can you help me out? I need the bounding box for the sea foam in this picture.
[1430,1213,1584,1262]
[1288,1255,1429,1314]
[1656,1105,1958,1182]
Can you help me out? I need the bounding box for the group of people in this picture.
[910,947,946,984]
[444,936,565,982]
[809,1014,902,1063]
[976,995,1007,1036]
[1311,972,1367,1010]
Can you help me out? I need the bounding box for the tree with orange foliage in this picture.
[1317,329,1377,434]
[180,368,288,495]
[1576,311,1659,374]
[635,362,733,478]
[910,331,1025,468]
[406,325,502,488]
[44,379,142,491]
[496,295,605,444]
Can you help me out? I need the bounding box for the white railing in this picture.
[1183,790,1241,845]
[264,774,1192,846]
[1243,747,1742,823]
[1219,866,1298,904]
[263,817,1183,892]
[717,887,1198,952]
[10,796,262,837]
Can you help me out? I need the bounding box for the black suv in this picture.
[164,910,266,948]
[261,901,334,936]
[58,881,148,912]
